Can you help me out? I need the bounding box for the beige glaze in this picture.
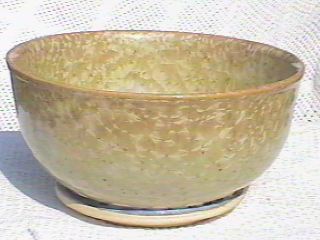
[7,31,304,209]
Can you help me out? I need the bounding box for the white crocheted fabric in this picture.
[0,0,320,131]
[0,1,319,239]
[0,123,319,239]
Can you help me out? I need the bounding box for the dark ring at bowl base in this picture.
[55,183,248,228]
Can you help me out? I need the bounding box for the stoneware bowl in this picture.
[6,31,304,227]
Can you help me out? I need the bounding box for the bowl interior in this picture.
[8,31,301,94]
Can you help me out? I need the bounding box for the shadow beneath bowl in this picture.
[0,131,125,228]
[0,131,233,229]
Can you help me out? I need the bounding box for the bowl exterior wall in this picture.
[11,73,298,208]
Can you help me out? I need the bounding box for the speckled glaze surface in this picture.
[7,31,304,209]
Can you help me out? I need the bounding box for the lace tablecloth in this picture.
[0,0,320,239]
[0,123,319,239]
[1,0,320,130]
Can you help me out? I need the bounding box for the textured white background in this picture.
[1,124,319,239]
[0,0,320,130]
[0,0,320,239]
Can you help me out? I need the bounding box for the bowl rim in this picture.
[6,30,305,100]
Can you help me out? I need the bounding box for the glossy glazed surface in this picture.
[7,31,304,208]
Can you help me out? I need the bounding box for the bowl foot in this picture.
[55,183,248,228]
